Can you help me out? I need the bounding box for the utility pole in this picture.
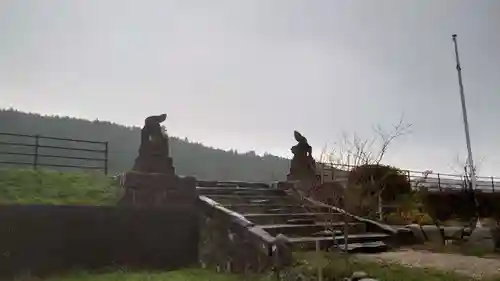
[452,34,479,217]
[452,35,478,194]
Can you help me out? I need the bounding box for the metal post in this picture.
[452,34,477,193]
[491,176,495,192]
[343,213,348,252]
[104,141,109,175]
[33,135,39,170]
[437,173,441,191]
[315,240,323,281]
[378,192,383,221]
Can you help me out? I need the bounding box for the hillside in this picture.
[0,109,290,181]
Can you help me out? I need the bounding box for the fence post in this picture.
[33,135,39,170]
[104,141,109,175]
[315,240,323,281]
[492,176,495,192]
[378,192,383,221]
[343,212,348,253]
[437,173,441,191]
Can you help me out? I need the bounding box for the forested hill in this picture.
[0,109,290,181]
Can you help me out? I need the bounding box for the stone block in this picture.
[466,227,496,253]
[394,227,420,245]
[404,224,426,243]
[350,271,368,280]
[442,226,465,239]
[421,225,444,245]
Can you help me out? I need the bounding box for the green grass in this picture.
[410,241,500,258]
[15,259,500,281]
[14,269,255,281]
[294,252,500,281]
[0,168,121,205]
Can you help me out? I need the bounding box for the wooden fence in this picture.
[0,132,108,174]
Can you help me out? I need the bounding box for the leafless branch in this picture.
[373,115,412,164]
[449,153,484,176]
[326,115,412,168]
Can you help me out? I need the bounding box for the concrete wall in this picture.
[0,204,199,279]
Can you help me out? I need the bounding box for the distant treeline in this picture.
[0,109,290,181]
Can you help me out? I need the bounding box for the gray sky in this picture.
[1,0,499,176]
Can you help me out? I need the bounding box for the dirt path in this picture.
[356,249,500,279]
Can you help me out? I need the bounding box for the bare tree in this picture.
[448,154,485,230]
[448,153,484,177]
[323,115,412,168]
[318,115,412,220]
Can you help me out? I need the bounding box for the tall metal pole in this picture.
[452,34,477,193]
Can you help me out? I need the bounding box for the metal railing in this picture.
[0,132,109,174]
[318,163,500,193]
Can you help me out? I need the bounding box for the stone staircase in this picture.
[197,181,394,253]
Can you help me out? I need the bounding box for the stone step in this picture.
[286,218,316,225]
[289,233,391,251]
[196,181,270,188]
[259,222,366,237]
[334,240,389,253]
[312,229,343,237]
[197,187,287,196]
[242,212,344,225]
[222,204,333,214]
[205,194,295,205]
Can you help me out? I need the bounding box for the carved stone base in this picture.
[288,154,316,180]
[132,155,175,174]
[119,171,197,207]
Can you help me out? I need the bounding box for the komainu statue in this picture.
[287,130,317,181]
[285,132,345,207]
[139,113,169,155]
[132,113,174,174]
[119,114,197,207]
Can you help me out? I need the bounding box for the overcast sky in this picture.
[1,0,499,176]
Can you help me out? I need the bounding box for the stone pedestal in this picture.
[133,155,175,174]
[119,171,197,207]
[132,139,175,174]
[287,155,316,181]
[118,114,197,207]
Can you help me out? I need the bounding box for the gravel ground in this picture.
[356,249,500,279]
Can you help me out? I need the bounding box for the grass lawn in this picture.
[295,251,500,281]
[17,269,256,281]
[0,168,121,205]
[19,259,500,281]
